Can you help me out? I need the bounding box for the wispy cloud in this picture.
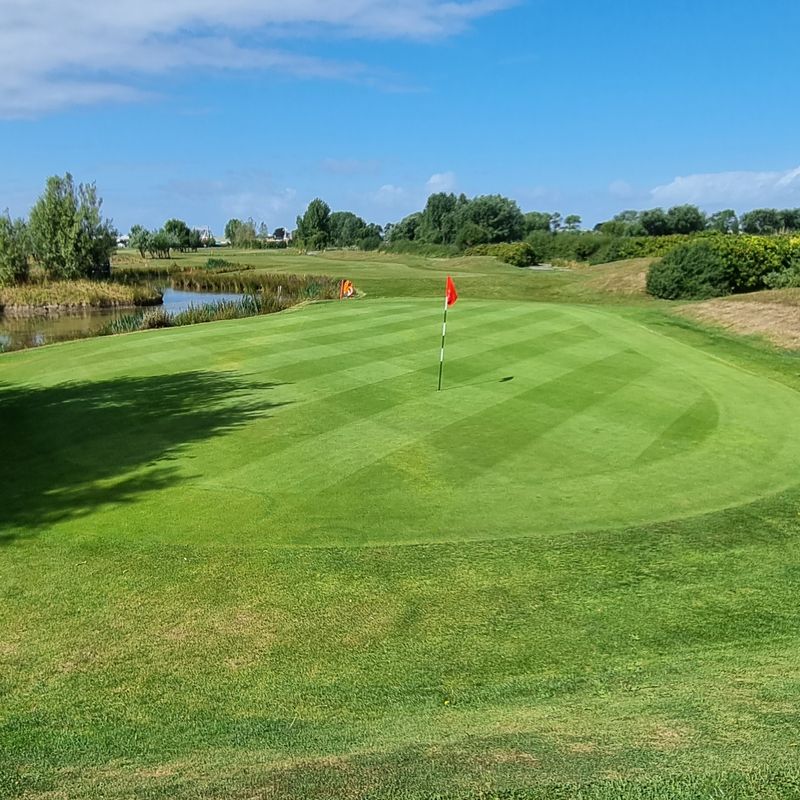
[426,171,458,193]
[160,170,297,226]
[0,1,515,117]
[373,184,409,207]
[651,166,800,208]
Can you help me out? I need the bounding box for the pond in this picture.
[0,288,246,352]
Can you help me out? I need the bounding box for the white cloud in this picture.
[373,184,408,206]
[651,166,800,208]
[425,171,458,193]
[160,171,297,228]
[0,1,515,117]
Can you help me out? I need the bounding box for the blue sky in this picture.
[2,0,799,235]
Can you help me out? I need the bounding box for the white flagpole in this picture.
[437,291,448,392]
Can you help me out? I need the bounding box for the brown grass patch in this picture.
[581,258,654,297]
[477,749,540,767]
[644,724,688,751]
[566,741,597,754]
[683,296,800,349]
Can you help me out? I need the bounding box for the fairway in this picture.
[3,280,800,799]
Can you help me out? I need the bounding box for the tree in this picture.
[273,227,287,241]
[459,195,525,243]
[564,214,582,231]
[28,173,117,279]
[148,231,173,259]
[524,211,553,234]
[330,211,368,248]
[455,221,490,249]
[419,193,460,244]
[0,213,29,285]
[779,209,800,232]
[596,210,644,237]
[163,219,194,251]
[707,209,739,234]
[129,225,151,258]
[358,223,383,251]
[666,204,706,235]
[295,199,332,250]
[639,208,671,236]
[740,208,782,234]
[224,218,242,243]
[388,212,422,243]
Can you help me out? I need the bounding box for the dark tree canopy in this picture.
[295,199,332,251]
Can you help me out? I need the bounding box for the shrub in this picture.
[205,257,235,270]
[765,262,800,288]
[646,241,731,300]
[381,241,461,258]
[465,242,539,267]
[646,236,800,299]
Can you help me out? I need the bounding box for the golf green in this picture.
[3,298,799,548]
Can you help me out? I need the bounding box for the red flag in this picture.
[446,275,458,307]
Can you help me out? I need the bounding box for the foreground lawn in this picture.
[2,268,800,798]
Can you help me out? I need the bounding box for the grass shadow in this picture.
[0,371,288,544]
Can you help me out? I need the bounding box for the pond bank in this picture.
[0,299,163,317]
[0,280,162,315]
[0,288,246,352]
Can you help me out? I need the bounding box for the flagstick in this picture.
[437,292,448,392]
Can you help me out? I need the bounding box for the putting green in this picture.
[4,298,800,549]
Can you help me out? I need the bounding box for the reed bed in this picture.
[98,277,335,337]
[168,270,341,298]
[0,280,162,312]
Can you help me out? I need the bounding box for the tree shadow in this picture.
[0,372,289,545]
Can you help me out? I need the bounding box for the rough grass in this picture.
[578,257,655,298]
[682,288,800,349]
[4,251,800,798]
[0,279,161,312]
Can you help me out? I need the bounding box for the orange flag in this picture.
[446,275,458,307]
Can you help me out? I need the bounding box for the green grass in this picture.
[3,251,800,798]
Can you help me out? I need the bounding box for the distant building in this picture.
[193,227,215,245]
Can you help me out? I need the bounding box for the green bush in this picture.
[646,241,732,300]
[465,241,540,267]
[647,236,800,299]
[205,257,235,270]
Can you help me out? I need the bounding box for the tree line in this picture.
[129,220,210,259]
[6,172,800,289]
[594,206,800,237]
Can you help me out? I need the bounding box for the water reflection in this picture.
[0,288,246,352]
